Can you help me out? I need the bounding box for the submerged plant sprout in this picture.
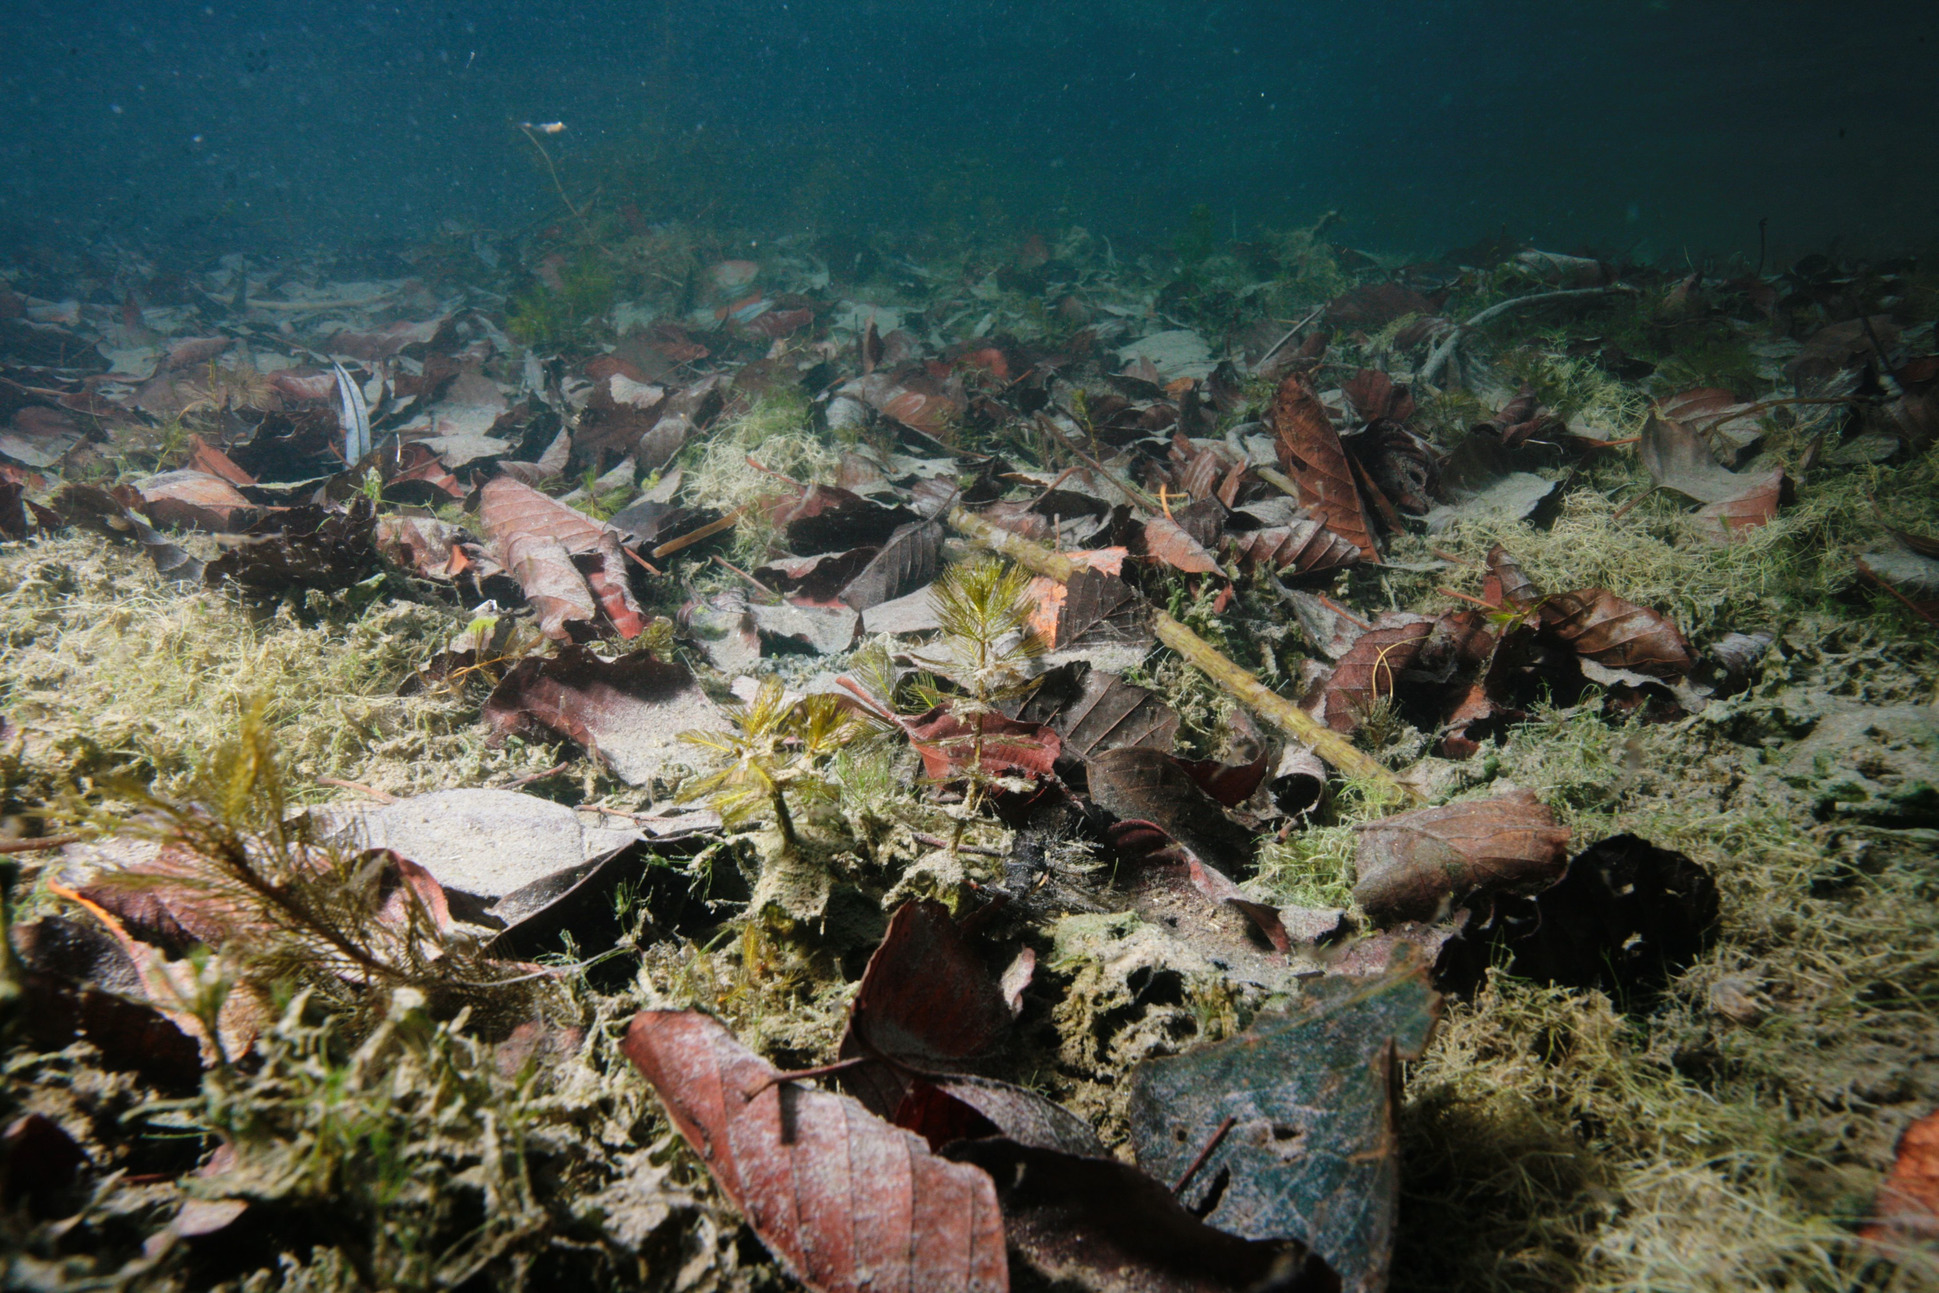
[0,4,1934,1291]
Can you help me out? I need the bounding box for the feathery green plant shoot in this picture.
[678,677,863,851]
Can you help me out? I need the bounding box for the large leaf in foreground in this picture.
[623,1010,1008,1293]
[1127,964,1440,1293]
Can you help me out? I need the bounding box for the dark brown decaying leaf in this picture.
[1539,588,1694,678]
[837,899,1024,1116]
[942,1139,1336,1293]
[1128,964,1440,1293]
[623,1010,1009,1293]
[1483,544,1540,610]
[54,483,205,581]
[204,499,382,594]
[1012,662,1180,761]
[1317,617,1435,733]
[481,647,728,786]
[1228,520,1362,580]
[839,519,943,611]
[1353,788,1571,924]
[1086,747,1255,871]
[1271,373,1378,560]
[894,1075,1107,1159]
[1057,567,1152,649]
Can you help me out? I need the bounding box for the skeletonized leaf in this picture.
[1127,964,1439,1293]
[623,1010,1009,1293]
[1540,588,1694,677]
[1271,372,1377,560]
[1352,788,1571,924]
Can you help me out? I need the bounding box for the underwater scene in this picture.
[0,1,1935,1290]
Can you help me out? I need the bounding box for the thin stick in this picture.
[317,777,398,804]
[1253,305,1326,373]
[742,1055,875,1100]
[0,835,80,855]
[945,506,1417,799]
[1316,593,1372,630]
[1417,286,1636,387]
[712,555,782,601]
[517,124,592,236]
[1171,1115,1237,1194]
[910,831,1008,858]
[1612,485,1659,521]
[652,509,741,559]
[1035,413,1161,512]
[1437,586,1496,611]
[500,761,571,789]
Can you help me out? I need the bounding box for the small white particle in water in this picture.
[110,103,123,114]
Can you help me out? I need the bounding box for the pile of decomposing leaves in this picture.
[0,230,1936,1292]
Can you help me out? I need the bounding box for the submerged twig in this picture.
[945,506,1418,800]
[1417,286,1637,388]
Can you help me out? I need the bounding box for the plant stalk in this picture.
[945,507,1419,800]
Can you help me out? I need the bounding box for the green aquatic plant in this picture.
[678,677,864,853]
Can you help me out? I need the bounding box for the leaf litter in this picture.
[0,208,1933,1293]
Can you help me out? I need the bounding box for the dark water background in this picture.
[1,0,1931,260]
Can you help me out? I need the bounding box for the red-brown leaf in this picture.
[902,707,1061,782]
[1141,514,1221,574]
[135,470,259,532]
[1318,618,1436,732]
[623,1010,1009,1293]
[479,476,645,640]
[1228,519,1362,579]
[1270,373,1378,560]
[1540,588,1694,678]
[1860,1109,1939,1246]
[1353,788,1571,924]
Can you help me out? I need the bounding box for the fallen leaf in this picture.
[1056,568,1152,650]
[893,1075,1107,1158]
[623,1009,1009,1293]
[481,646,729,786]
[1141,514,1222,574]
[54,483,205,581]
[902,707,1061,782]
[1325,283,1434,330]
[945,1139,1336,1293]
[1011,662,1179,760]
[1861,1110,1939,1247]
[204,499,381,594]
[1127,963,1440,1293]
[1317,616,1436,733]
[1352,788,1571,924]
[1086,747,1256,871]
[134,469,259,532]
[837,900,1024,1116]
[1539,588,1694,677]
[839,519,943,611]
[479,476,645,640]
[1271,373,1378,560]
[1639,410,1786,526]
[1228,519,1362,580]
